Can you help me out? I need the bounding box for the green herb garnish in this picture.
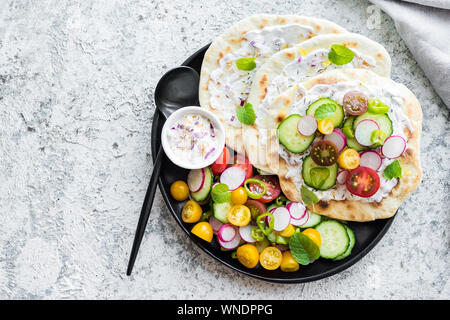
[289,232,320,265]
[383,160,402,180]
[328,44,355,65]
[211,183,231,203]
[314,103,337,120]
[300,185,319,206]
[236,102,256,125]
[236,57,256,71]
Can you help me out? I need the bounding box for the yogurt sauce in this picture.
[208,24,315,127]
[263,48,376,108]
[278,81,412,203]
[166,113,221,166]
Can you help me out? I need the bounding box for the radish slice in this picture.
[239,225,256,243]
[209,216,223,235]
[337,170,349,185]
[286,202,306,220]
[290,210,310,226]
[272,207,291,231]
[360,150,383,171]
[324,129,347,152]
[297,115,317,136]
[354,119,380,147]
[218,231,241,250]
[381,135,407,159]
[187,168,205,193]
[218,224,237,243]
[220,166,246,191]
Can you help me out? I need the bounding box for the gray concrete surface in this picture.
[0,0,448,299]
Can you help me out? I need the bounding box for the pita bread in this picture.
[199,14,347,153]
[244,33,391,173]
[266,69,422,221]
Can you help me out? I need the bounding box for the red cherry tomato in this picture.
[230,154,253,180]
[342,91,369,115]
[210,147,230,175]
[346,166,380,198]
[248,175,281,203]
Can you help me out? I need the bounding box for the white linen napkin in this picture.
[370,0,450,107]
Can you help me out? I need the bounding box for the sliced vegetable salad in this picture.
[170,147,356,271]
[278,86,406,199]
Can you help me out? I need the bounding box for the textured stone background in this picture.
[0,0,448,299]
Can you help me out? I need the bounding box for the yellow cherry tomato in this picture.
[317,119,334,135]
[230,187,248,205]
[226,205,251,226]
[181,200,202,223]
[191,222,213,242]
[280,250,300,272]
[236,244,259,268]
[338,148,360,170]
[259,246,282,270]
[279,224,295,237]
[302,228,322,248]
[170,180,189,201]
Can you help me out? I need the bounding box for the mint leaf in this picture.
[236,102,256,125]
[310,167,330,189]
[211,183,231,203]
[328,44,355,65]
[289,232,320,265]
[300,185,319,206]
[314,103,336,120]
[383,160,402,180]
[236,57,256,71]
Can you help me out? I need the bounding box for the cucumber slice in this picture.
[302,156,338,190]
[267,231,277,243]
[212,201,232,223]
[190,167,213,202]
[300,212,322,228]
[347,136,369,152]
[255,238,270,253]
[277,114,316,153]
[316,220,349,259]
[353,113,393,138]
[333,225,356,261]
[306,98,344,128]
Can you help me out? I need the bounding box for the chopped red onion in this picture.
[297,57,302,63]
[204,147,215,159]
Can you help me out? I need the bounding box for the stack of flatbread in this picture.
[199,14,422,221]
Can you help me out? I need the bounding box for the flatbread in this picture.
[244,33,391,173]
[199,14,347,154]
[267,68,422,221]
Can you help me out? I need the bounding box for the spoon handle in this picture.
[127,145,164,275]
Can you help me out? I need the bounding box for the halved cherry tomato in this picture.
[259,246,282,270]
[231,187,248,205]
[302,228,321,248]
[245,200,266,220]
[310,140,338,166]
[280,250,300,272]
[191,222,213,242]
[227,205,251,226]
[342,91,368,115]
[279,224,295,237]
[317,119,334,135]
[346,166,380,198]
[236,244,259,268]
[230,154,253,179]
[181,200,202,223]
[337,148,360,170]
[210,147,230,175]
[247,175,281,204]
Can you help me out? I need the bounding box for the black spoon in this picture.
[127,66,200,276]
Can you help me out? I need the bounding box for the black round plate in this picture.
[150,44,395,283]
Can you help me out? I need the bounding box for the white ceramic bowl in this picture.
[161,106,225,170]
